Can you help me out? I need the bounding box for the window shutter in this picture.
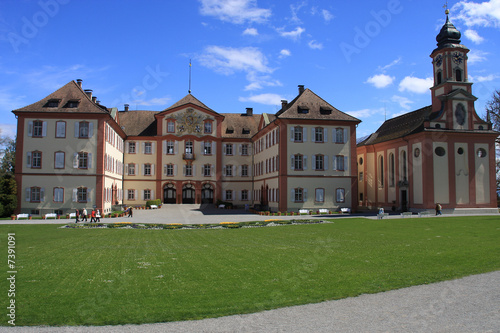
[311,130,315,142]
[223,165,226,176]
[303,155,307,170]
[192,165,196,176]
[174,141,178,154]
[141,190,145,201]
[291,155,295,170]
[126,142,130,153]
[303,128,307,142]
[162,141,166,154]
[222,191,226,201]
[212,142,216,154]
[211,165,214,176]
[151,190,155,200]
[223,144,227,155]
[183,165,186,176]
[28,121,33,137]
[151,164,155,175]
[304,189,308,201]
[42,121,47,137]
[344,156,349,172]
[324,156,329,170]
[125,165,129,175]
[142,142,146,154]
[26,188,30,202]
[73,153,79,168]
[40,188,45,202]
[333,156,337,170]
[72,188,78,202]
[312,155,316,170]
[74,122,80,137]
[141,164,145,175]
[239,144,242,155]
[290,127,295,141]
[233,165,236,176]
[26,152,32,168]
[291,189,295,201]
[324,128,328,142]
[174,164,178,176]
[200,141,204,154]
[343,128,348,144]
[88,122,94,138]
[88,153,92,169]
[239,165,242,176]
[163,165,167,175]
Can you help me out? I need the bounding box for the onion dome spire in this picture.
[435,9,462,50]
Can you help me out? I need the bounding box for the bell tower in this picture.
[430,9,472,110]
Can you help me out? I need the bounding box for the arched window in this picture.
[456,69,462,82]
[437,71,442,85]
[400,150,407,181]
[378,155,384,188]
[389,153,395,187]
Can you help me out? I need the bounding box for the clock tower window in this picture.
[455,69,462,82]
[437,71,442,85]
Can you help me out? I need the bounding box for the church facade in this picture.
[13,83,360,216]
[356,14,498,213]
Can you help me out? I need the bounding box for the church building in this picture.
[356,12,498,214]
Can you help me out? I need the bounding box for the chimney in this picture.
[92,96,97,103]
[96,100,101,105]
[84,89,93,99]
[246,107,253,116]
[76,79,82,87]
[298,85,305,95]
[281,100,288,109]
[124,104,129,112]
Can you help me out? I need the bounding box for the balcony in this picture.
[183,153,195,161]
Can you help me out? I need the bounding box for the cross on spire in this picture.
[443,1,450,15]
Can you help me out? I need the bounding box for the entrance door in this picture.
[182,185,195,204]
[163,185,176,204]
[401,190,408,212]
[201,184,214,204]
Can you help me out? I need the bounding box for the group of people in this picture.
[75,208,101,223]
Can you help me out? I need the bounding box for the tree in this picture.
[0,137,16,177]
[485,90,500,190]
[0,133,16,216]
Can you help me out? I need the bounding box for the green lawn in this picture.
[1,216,499,326]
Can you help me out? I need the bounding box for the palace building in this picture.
[13,83,360,216]
[356,12,498,214]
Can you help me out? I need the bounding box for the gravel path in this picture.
[3,271,499,333]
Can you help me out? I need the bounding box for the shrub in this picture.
[146,199,161,208]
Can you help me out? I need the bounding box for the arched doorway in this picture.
[201,183,214,204]
[182,183,195,204]
[163,183,176,204]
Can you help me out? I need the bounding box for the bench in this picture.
[299,209,310,215]
[69,213,76,219]
[340,208,351,214]
[418,211,431,218]
[400,212,413,218]
[318,209,329,214]
[16,213,29,220]
[218,204,225,209]
[377,213,389,219]
[44,213,57,219]
[150,205,158,209]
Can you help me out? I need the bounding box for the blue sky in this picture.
[0,0,499,140]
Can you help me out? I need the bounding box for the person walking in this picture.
[75,208,80,223]
[435,203,442,216]
[90,209,96,223]
[96,209,101,222]
[82,208,88,222]
[128,206,133,218]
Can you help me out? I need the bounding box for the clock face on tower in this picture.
[453,52,463,64]
[435,55,443,67]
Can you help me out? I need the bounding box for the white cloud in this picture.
[279,49,291,58]
[390,110,408,118]
[467,50,488,64]
[243,27,258,36]
[398,76,433,94]
[199,46,272,75]
[464,29,485,44]
[452,0,500,27]
[290,2,307,24]
[322,9,334,22]
[133,96,171,106]
[472,74,498,82]
[239,93,283,105]
[346,108,383,119]
[0,124,16,139]
[366,74,395,89]
[199,0,271,24]
[391,95,414,110]
[378,57,402,73]
[308,40,323,50]
[244,72,282,91]
[278,26,305,40]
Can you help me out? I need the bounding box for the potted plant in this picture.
[10,215,15,220]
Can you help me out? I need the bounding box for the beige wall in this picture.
[433,142,449,204]
[455,142,470,204]
[474,143,490,204]
[287,177,351,211]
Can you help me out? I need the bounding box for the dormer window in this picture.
[226,127,234,134]
[298,107,309,114]
[242,128,250,135]
[44,99,60,108]
[64,100,80,108]
[320,107,332,115]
